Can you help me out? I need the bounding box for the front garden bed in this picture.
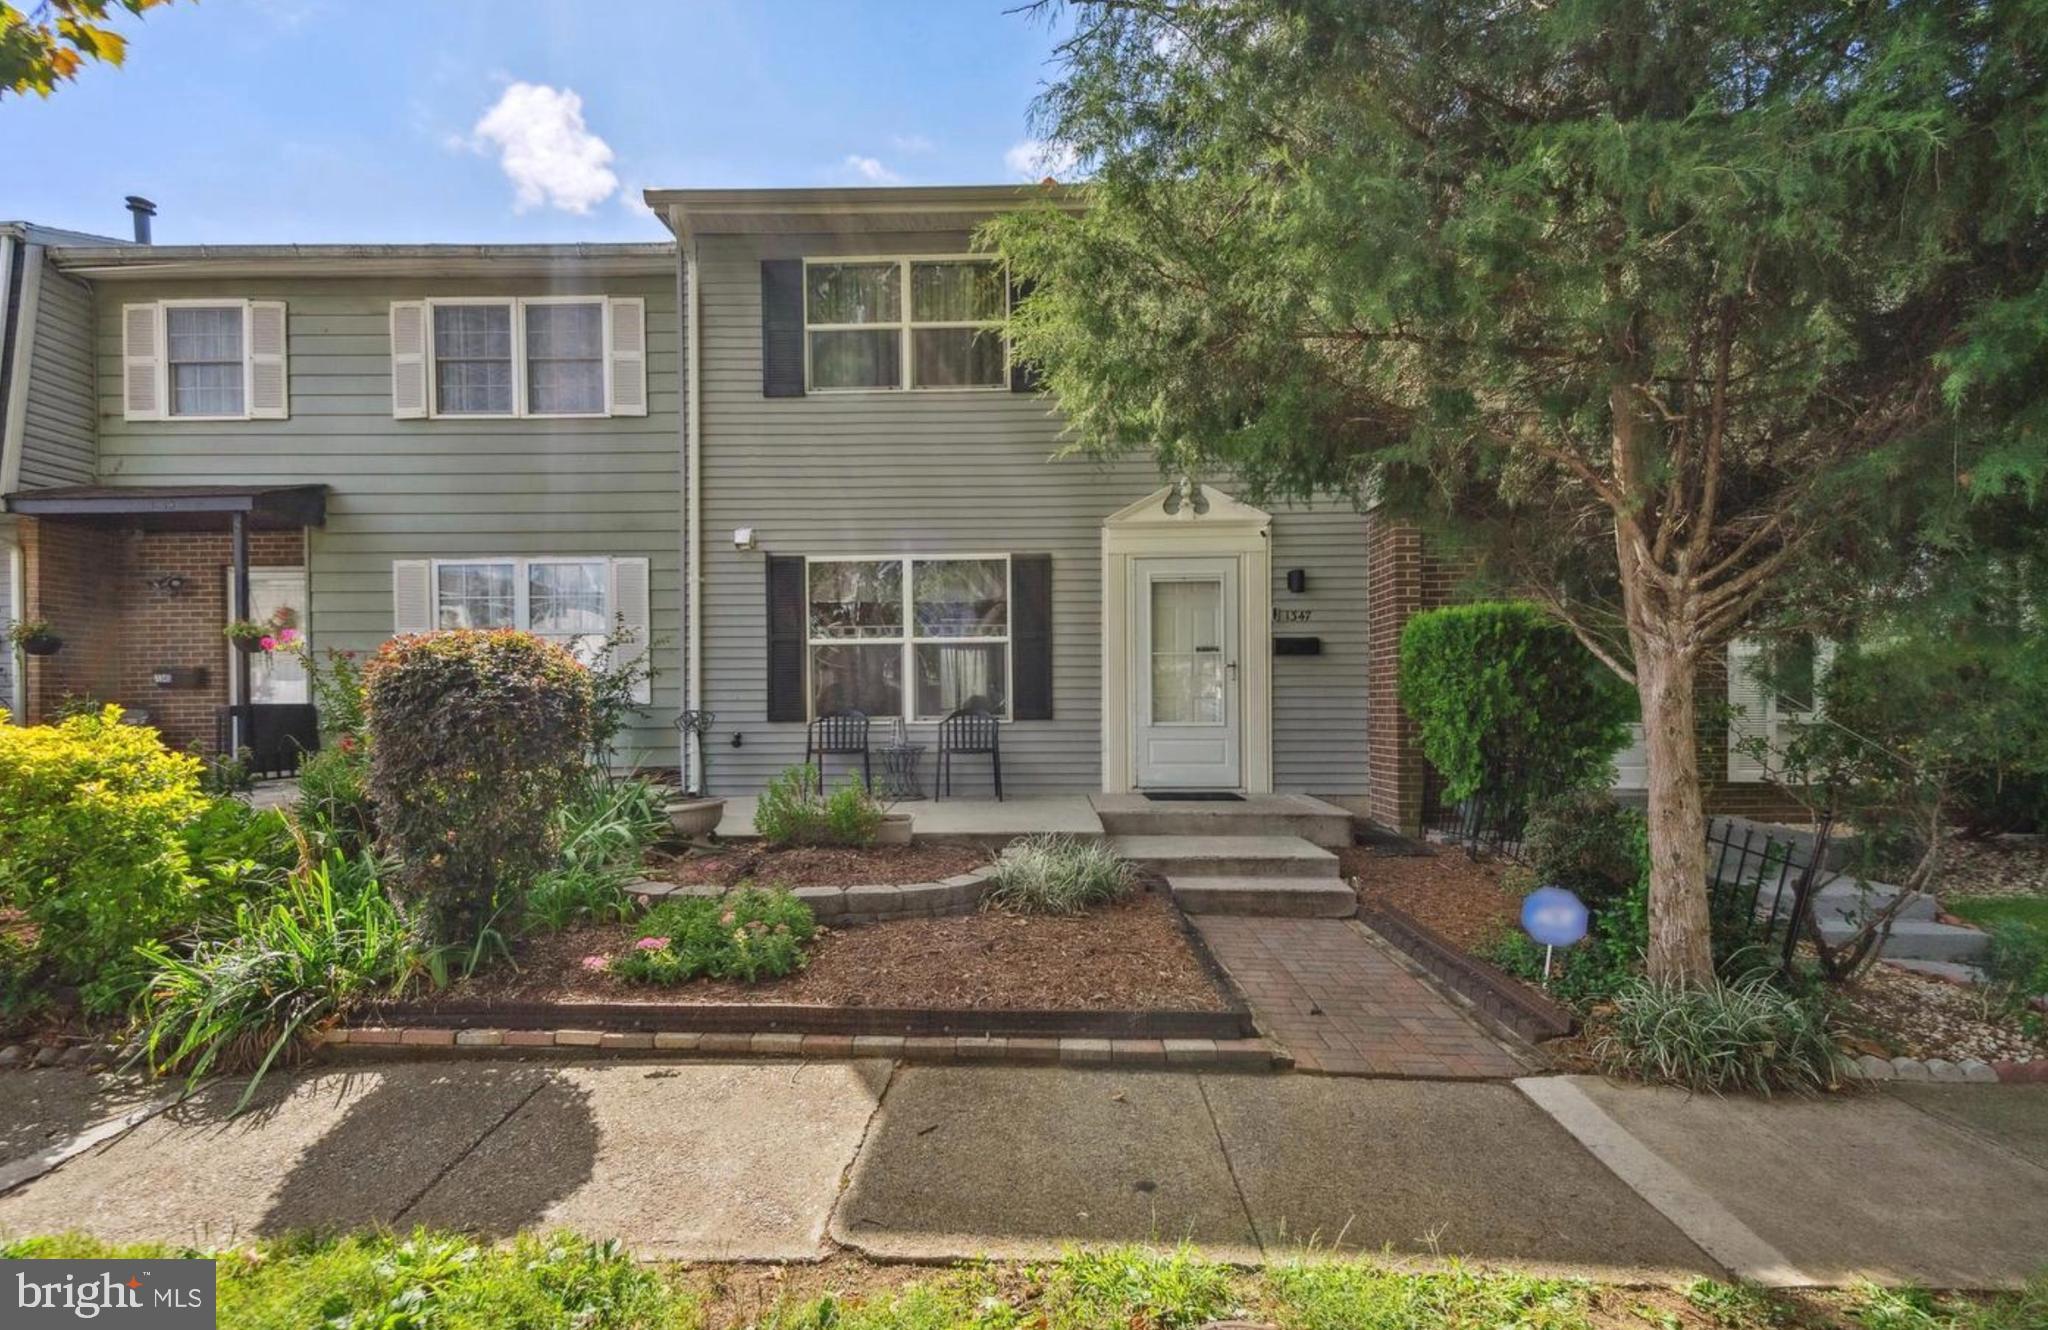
[1836,962,2047,1067]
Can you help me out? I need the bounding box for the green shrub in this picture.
[180,797,298,911]
[1983,921,2048,1002]
[363,630,593,942]
[985,834,1136,914]
[1591,975,1844,1094]
[524,774,670,932]
[1398,602,1635,814]
[293,740,376,858]
[134,847,440,1110]
[603,887,815,984]
[0,705,210,1011]
[753,763,884,847]
[1522,791,1648,910]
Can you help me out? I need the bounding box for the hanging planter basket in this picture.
[230,636,265,654]
[18,634,62,657]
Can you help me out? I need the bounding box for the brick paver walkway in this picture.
[1194,917,1527,1079]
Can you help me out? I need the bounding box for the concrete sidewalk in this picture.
[0,1061,2042,1287]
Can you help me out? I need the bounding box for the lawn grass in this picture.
[2,1231,2042,1330]
[1945,896,2048,933]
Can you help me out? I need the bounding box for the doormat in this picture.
[1142,791,1246,802]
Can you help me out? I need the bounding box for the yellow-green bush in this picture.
[0,706,209,1010]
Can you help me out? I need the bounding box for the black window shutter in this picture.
[766,555,807,721]
[1008,276,1042,393]
[760,259,805,398]
[1011,554,1053,719]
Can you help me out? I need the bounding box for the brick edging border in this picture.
[317,1025,1288,1071]
[1356,902,1576,1043]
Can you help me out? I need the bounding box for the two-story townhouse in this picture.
[1,226,682,769]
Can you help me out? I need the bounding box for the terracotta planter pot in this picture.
[665,797,727,839]
[872,812,914,846]
[17,634,62,657]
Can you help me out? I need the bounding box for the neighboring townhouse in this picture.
[0,212,681,767]
[0,185,1801,827]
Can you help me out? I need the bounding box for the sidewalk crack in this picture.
[1196,1074,1264,1260]
[390,1078,547,1225]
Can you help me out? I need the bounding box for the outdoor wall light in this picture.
[732,527,757,551]
[143,574,188,595]
[1286,568,1307,594]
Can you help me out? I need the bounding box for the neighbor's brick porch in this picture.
[1193,915,1528,1079]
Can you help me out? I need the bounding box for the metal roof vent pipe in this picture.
[124,196,156,244]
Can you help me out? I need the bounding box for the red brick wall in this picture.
[21,521,305,754]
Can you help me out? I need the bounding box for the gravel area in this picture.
[1343,841,1522,951]
[430,886,1227,1011]
[652,843,991,889]
[1836,963,2047,1065]
[1936,835,2048,901]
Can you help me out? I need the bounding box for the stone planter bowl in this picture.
[664,797,727,839]
[873,812,913,846]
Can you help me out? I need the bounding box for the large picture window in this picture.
[806,556,1010,719]
[433,556,612,658]
[804,258,1007,392]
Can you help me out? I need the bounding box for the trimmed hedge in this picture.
[1398,602,1635,810]
[363,630,593,942]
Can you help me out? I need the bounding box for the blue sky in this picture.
[0,0,1074,244]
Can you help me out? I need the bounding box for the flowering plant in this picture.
[225,611,301,653]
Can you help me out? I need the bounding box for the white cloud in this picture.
[843,154,902,184]
[470,82,619,214]
[1004,138,1081,181]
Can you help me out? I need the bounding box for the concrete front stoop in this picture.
[1107,833,1356,919]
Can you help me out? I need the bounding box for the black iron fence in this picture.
[1419,764,1531,861]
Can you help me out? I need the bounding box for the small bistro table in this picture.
[878,743,927,801]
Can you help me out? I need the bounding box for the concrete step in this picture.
[1816,916,1990,963]
[1167,875,1358,918]
[1807,883,1939,924]
[1109,834,1341,880]
[1883,958,1990,986]
[1092,794,1354,849]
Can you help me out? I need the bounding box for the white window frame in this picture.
[801,256,1010,394]
[425,296,614,420]
[428,555,613,647]
[804,554,1014,721]
[161,298,253,421]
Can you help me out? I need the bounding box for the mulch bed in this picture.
[1342,841,1523,951]
[433,886,1227,1012]
[650,843,991,889]
[1937,835,2048,901]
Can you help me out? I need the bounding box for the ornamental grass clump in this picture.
[1592,974,1846,1095]
[602,886,816,984]
[984,834,1137,914]
[363,630,593,943]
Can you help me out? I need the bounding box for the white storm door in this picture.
[225,566,310,705]
[1133,556,1241,789]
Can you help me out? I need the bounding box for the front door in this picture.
[1133,556,1241,789]
[226,566,310,705]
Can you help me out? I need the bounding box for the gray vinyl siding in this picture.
[90,271,685,765]
[692,230,1369,795]
[18,257,95,488]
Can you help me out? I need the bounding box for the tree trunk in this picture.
[1637,641,1716,986]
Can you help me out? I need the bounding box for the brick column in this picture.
[1363,514,1466,836]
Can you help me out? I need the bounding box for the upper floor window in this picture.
[122,300,289,422]
[390,297,647,421]
[804,258,1007,392]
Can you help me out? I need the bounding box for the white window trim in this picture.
[160,298,254,422]
[803,553,1014,722]
[424,296,615,420]
[801,256,1010,395]
[429,554,612,641]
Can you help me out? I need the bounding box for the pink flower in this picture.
[258,635,278,652]
[635,936,669,951]
[277,628,301,645]
[580,955,609,972]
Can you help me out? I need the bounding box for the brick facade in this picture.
[19,519,305,754]
[1363,513,1805,833]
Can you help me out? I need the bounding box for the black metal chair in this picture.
[805,709,872,792]
[936,702,1002,801]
